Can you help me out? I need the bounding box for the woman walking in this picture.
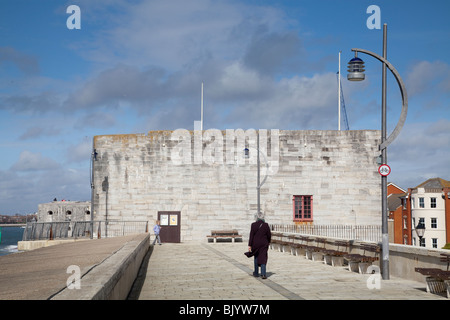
[247,216,271,279]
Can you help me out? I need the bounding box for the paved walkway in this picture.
[132,242,447,300]
[0,235,142,300]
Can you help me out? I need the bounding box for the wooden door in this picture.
[157,211,181,243]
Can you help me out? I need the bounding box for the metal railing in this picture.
[22,220,149,241]
[270,224,381,243]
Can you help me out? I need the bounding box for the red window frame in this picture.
[293,195,313,222]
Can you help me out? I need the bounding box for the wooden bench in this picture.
[441,253,450,271]
[268,232,281,250]
[270,233,293,252]
[415,254,450,298]
[303,238,351,264]
[415,268,450,281]
[269,233,279,250]
[284,236,327,260]
[344,244,380,274]
[283,235,297,253]
[305,237,328,261]
[270,234,350,266]
[269,233,309,255]
[322,240,350,267]
[206,230,243,243]
[415,267,450,297]
[270,232,302,253]
[288,235,316,258]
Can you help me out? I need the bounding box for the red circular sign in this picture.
[378,164,391,176]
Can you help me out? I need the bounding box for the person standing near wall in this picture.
[246,216,271,279]
[152,220,161,245]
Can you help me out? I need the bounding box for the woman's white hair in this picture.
[255,211,265,221]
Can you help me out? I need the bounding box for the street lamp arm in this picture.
[247,146,270,188]
[351,48,408,151]
[258,150,269,188]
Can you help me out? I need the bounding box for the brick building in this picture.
[387,182,407,244]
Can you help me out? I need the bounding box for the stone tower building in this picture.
[91,129,381,242]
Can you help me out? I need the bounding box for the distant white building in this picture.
[37,201,91,223]
[409,178,450,249]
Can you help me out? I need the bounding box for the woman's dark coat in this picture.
[247,220,271,265]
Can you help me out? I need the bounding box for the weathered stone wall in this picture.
[38,201,91,222]
[92,130,381,241]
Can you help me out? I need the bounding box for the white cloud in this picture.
[81,0,246,69]
[19,126,61,140]
[66,139,92,164]
[0,165,90,214]
[2,0,449,214]
[62,59,339,130]
[54,0,338,131]
[76,0,297,72]
[219,70,338,129]
[0,47,39,75]
[63,64,168,111]
[388,119,450,188]
[242,29,305,76]
[10,150,60,172]
[211,61,274,101]
[405,60,450,96]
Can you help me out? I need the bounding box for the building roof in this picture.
[413,177,450,189]
[388,194,403,211]
[387,182,406,194]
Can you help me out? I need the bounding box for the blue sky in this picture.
[0,0,449,214]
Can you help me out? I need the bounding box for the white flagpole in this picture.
[201,82,204,131]
[338,51,341,131]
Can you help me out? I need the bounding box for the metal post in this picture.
[201,82,204,131]
[90,142,96,240]
[338,51,341,131]
[381,23,389,280]
[49,222,53,240]
[257,131,261,218]
[102,176,109,238]
[105,186,108,238]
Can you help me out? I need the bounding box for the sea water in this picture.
[0,227,24,256]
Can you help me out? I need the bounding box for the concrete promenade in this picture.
[1,236,447,301]
[0,234,148,300]
[132,242,447,300]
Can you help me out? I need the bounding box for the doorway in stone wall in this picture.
[157,211,181,243]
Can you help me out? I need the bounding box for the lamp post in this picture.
[245,132,269,220]
[415,222,425,246]
[347,24,408,280]
[90,146,98,240]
